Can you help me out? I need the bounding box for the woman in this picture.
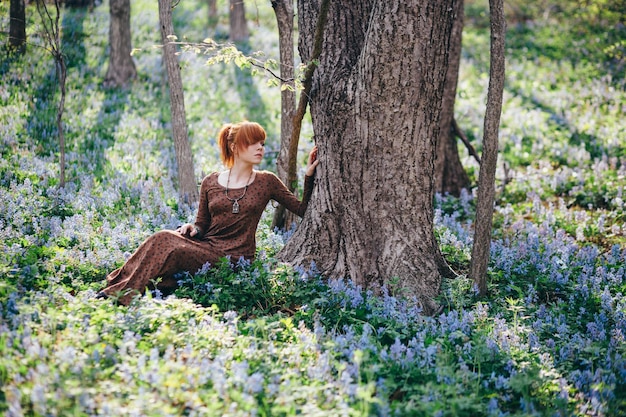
[97,121,319,305]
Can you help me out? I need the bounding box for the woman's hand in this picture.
[305,146,319,177]
[178,223,201,237]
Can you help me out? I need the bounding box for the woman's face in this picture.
[236,140,265,166]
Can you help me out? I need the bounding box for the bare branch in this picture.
[452,117,481,165]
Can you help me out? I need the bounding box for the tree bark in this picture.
[433,0,470,197]
[280,0,457,314]
[9,0,26,53]
[270,0,297,231]
[104,0,137,88]
[158,0,199,205]
[229,0,249,42]
[470,0,505,296]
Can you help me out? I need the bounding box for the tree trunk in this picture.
[270,0,297,231]
[229,0,248,42]
[470,0,505,295]
[208,0,218,29]
[36,0,66,187]
[9,0,26,53]
[104,0,137,88]
[280,0,457,314]
[158,0,199,205]
[433,0,470,197]
[56,54,67,188]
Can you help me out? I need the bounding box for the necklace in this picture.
[225,169,254,214]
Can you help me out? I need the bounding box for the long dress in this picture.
[100,171,314,305]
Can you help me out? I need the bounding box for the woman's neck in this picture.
[228,162,254,185]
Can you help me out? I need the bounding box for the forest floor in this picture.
[1,1,625,415]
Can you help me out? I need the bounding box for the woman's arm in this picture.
[271,146,319,217]
[179,175,212,238]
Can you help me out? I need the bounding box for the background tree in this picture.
[207,0,218,29]
[270,0,297,230]
[280,0,459,314]
[158,0,199,204]
[103,0,136,88]
[9,0,26,53]
[36,0,67,188]
[470,0,505,295]
[229,0,248,42]
[64,0,93,8]
[434,0,471,196]
[271,0,329,231]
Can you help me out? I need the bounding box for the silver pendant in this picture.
[232,201,240,214]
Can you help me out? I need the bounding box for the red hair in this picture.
[217,121,266,168]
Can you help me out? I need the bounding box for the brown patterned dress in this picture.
[100,171,314,305]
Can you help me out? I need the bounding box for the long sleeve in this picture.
[193,174,213,235]
[269,173,315,217]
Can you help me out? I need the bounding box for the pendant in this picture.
[232,201,240,214]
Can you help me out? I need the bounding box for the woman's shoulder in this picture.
[254,171,289,194]
[255,170,282,185]
[200,171,220,186]
[255,170,278,179]
[202,172,219,180]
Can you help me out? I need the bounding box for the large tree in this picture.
[280,0,458,313]
[103,0,136,88]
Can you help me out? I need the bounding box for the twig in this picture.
[452,117,481,165]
